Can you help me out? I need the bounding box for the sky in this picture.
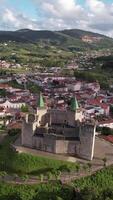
[0,0,113,37]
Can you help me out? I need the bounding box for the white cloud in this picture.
[0,8,39,30]
[86,0,113,35]
[2,9,20,27]
[33,0,113,37]
[86,0,106,13]
[40,0,87,20]
[0,0,113,37]
[34,0,88,31]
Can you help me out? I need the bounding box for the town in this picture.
[1,0,113,199]
[1,49,113,163]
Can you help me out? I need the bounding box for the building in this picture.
[66,81,82,92]
[21,94,96,160]
[0,100,25,109]
[98,119,113,129]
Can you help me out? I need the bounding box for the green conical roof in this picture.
[70,96,79,111]
[37,93,45,108]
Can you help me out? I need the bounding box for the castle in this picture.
[21,94,96,160]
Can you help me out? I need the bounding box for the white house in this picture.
[66,81,82,92]
[99,120,113,129]
[0,100,25,109]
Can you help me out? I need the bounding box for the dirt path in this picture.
[3,136,113,185]
[0,164,105,185]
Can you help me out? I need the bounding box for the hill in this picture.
[0,29,113,50]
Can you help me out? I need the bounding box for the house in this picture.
[87,98,110,116]
[98,119,113,129]
[0,100,26,109]
[66,63,78,70]
[84,82,100,93]
[66,81,82,92]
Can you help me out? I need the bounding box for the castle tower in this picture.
[67,97,83,126]
[21,113,36,147]
[79,122,96,160]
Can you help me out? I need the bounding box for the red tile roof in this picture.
[102,135,113,143]
[99,119,113,125]
[0,84,10,89]
[87,97,109,111]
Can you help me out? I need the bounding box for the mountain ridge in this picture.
[0,29,113,50]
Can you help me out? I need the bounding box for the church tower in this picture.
[67,96,83,126]
[21,93,47,147]
[36,93,47,126]
[70,96,79,111]
[70,96,83,122]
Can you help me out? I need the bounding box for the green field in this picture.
[0,135,78,175]
[73,165,113,191]
[0,166,113,199]
[0,182,74,200]
[0,136,113,199]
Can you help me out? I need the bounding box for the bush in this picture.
[101,127,113,136]
[74,71,109,90]
[8,129,21,136]
[21,105,29,113]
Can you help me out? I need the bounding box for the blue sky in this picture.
[1,0,113,37]
[4,0,112,17]
[4,0,37,18]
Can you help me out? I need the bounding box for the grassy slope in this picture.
[0,166,113,199]
[0,182,74,200]
[73,166,113,192]
[0,135,77,175]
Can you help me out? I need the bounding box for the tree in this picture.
[76,164,80,174]
[102,188,113,200]
[8,128,21,136]
[55,170,61,180]
[80,187,97,200]
[0,171,7,181]
[0,89,7,97]
[21,104,29,113]
[47,172,53,181]
[110,105,113,115]
[40,174,44,183]
[102,157,107,167]
[4,193,22,200]
[58,165,70,172]
[101,127,112,136]
[20,175,29,182]
[55,197,64,200]
[51,170,61,181]
[13,173,19,181]
[87,163,92,174]
[82,164,88,174]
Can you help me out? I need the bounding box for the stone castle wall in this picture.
[21,107,96,160]
[79,123,96,160]
[21,120,33,148]
[33,135,80,155]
